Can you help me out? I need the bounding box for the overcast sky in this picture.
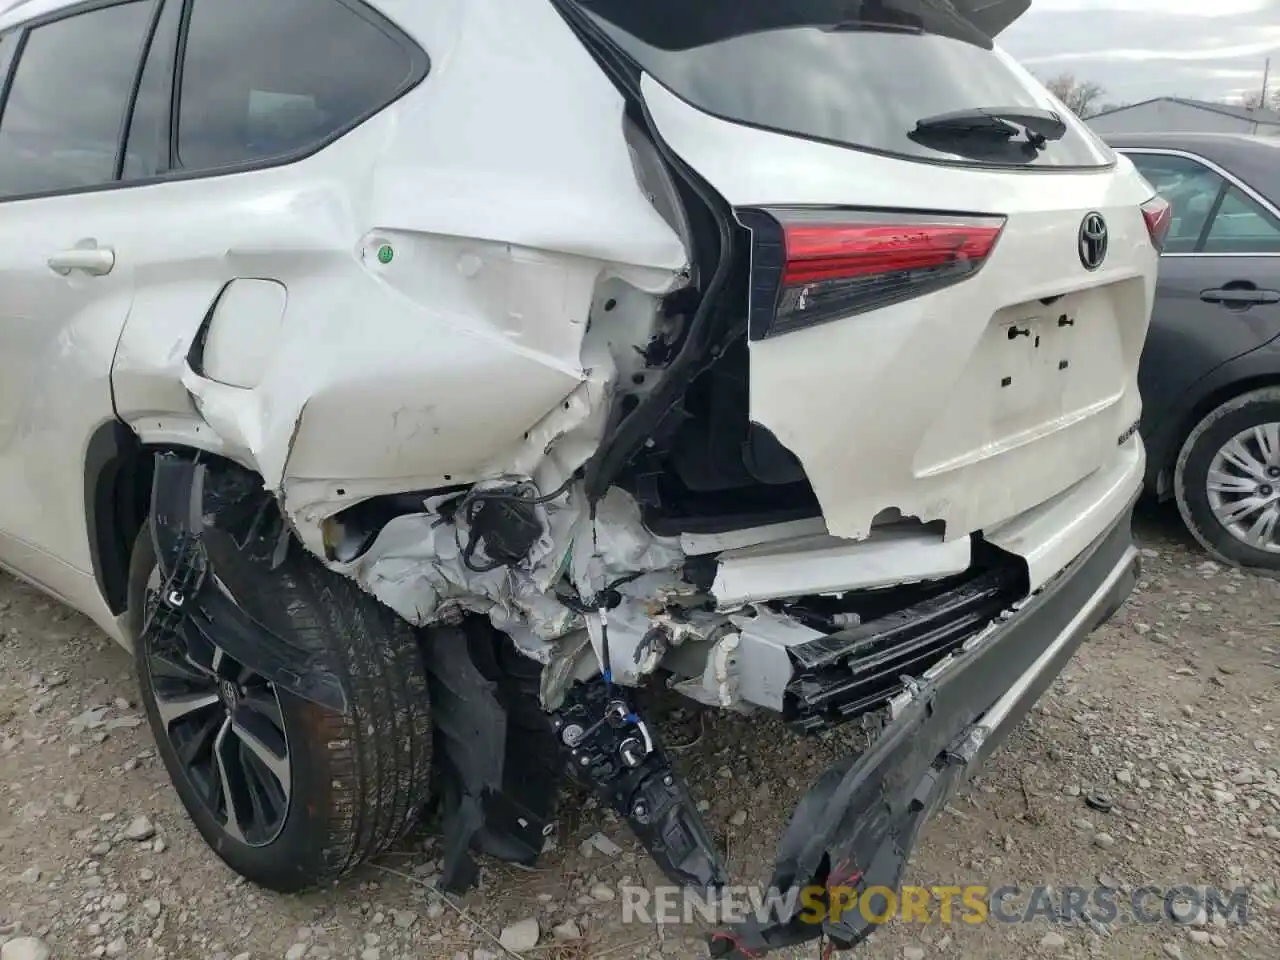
[1002,0,1280,106]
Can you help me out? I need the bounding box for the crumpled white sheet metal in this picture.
[333,486,582,639]
[333,484,690,681]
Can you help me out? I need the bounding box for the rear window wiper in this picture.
[913,106,1067,147]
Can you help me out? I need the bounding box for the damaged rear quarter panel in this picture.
[111,0,689,531]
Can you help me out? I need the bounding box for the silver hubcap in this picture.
[1205,422,1280,554]
[143,568,292,846]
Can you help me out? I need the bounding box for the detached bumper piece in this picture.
[146,455,348,714]
[554,682,727,892]
[709,504,1140,958]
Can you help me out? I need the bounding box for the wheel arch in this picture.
[85,420,232,616]
[1151,349,1280,502]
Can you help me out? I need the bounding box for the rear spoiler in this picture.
[569,0,1031,50]
[953,0,1030,36]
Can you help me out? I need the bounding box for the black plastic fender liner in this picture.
[147,454,348,714]
[421,621,555,895]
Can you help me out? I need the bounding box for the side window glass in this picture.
[176,0,418,171]
[0,1,154,199]
[1203,187,1280,255]
[1128,153,1225,254]
[122,0,183,181]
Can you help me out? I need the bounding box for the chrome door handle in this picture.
[48,246,115,276]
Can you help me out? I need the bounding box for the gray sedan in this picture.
[1108,133,1280,569]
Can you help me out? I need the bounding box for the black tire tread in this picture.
[1173,386,1280,573]
[130,518,432,890]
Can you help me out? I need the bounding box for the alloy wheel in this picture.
[1205,422,1280,555]
[142,569,292,846]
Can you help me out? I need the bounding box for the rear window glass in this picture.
[576,0,1112,169]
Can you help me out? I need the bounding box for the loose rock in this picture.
[551,920,581,940]
[123,815,156,841]
[498,917,540,952]
[0,938,51,960]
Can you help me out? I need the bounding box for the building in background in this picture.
[1089,98,1280,136]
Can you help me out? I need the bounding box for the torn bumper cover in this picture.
[710,499,1140,957]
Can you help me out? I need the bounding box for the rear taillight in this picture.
[1140,195,1172,252]
[740,208,1005,340]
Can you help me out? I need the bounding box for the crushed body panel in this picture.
[108,0,1154,731]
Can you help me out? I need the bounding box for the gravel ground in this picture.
[1,502,1277,960]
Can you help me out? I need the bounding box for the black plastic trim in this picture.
[0,25,23,126]
[167,0,192,171]
[736,209,786,342]
[112,0,163,181]
[84,419,145,616]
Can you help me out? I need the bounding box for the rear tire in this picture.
[1173,387,1280,572]
[129,517,433,891]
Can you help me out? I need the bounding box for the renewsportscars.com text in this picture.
[619,883,1252,927]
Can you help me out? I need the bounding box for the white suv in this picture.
[0,0,1164,953]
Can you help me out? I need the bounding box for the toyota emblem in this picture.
[1078,212,1108,270]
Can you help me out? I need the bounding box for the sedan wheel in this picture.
[1204,422,1280,555]
[1175,387,1280,571]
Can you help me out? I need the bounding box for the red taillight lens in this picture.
[782,221,1005,285]
[740,209,1006,340]
[1140,194,1172,252]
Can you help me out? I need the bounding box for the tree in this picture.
[1040,72,1108,119]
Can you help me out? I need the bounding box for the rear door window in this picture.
[176,0,424,172]
[1203,187,1280,255]
[0,1,154,199]
[573,0,1112,168]
[1126,153,1227,254]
